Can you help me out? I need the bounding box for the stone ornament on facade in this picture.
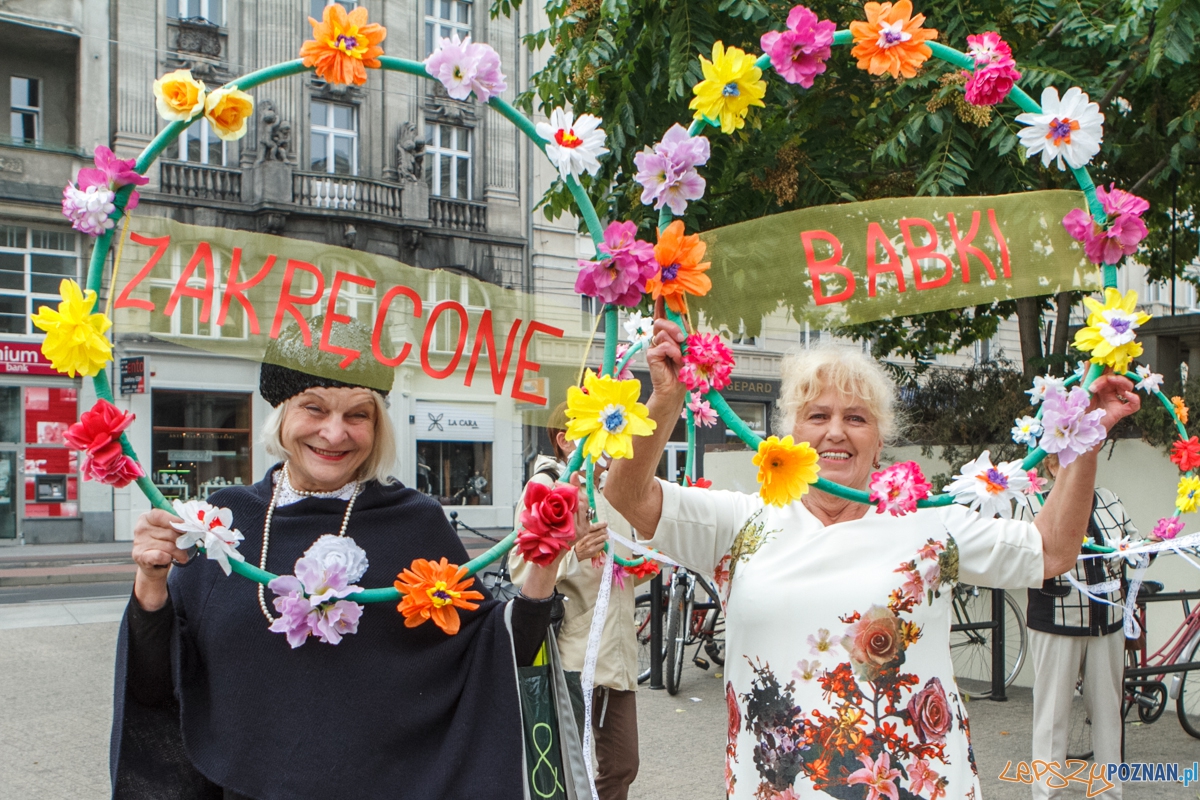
[255,101,292,163]
[395,121,426,182]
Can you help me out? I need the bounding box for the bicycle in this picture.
[635,566,725,694]
[1121,581,1200,740]
[948,584,1028,699]
[449,511,518,601]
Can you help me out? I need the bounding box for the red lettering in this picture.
[270,260,325,342]
[865,223,905,297]
[114,232,170,312]
[163,241,218,322]
[987,208,1012,277]
[217,249,276,334]
[319,271,377,368]
[801,230,854,305]
[946,211,996,282]
[371,285,422,368]
[464,310,522,395]
[900,218,954,290]
[511,321,565,406]
[420,301,469,379]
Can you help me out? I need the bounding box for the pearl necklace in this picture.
[257,463,363,623]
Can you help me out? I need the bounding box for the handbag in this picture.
[517,627,590,800]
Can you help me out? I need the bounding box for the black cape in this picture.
[110,468,527,800]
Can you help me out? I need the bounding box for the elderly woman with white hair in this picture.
[604,318,1140,800]
[111,317,571,800]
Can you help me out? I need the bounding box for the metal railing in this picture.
[159,161,243,202]
[429,196,487,232]
[291,171,403,216]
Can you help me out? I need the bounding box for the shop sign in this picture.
[0,341,59,376]
[724,378,780,399]
[120,357,146,394]
[413,401,494,442]
[168,450,214,462]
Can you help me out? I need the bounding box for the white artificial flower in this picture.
[1015,86,1104,171]
[623,311,654,344]
[1096,307,1142,347]
[1135,365,1164,394]
[943,450,1030,519]
[304,534,370,584]
[171,499,233,549]
[1025,375,1065,405]
[536,108,609,180]
[1011,415,1043,447]
[203,525,246,576]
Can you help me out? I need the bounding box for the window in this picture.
[310,101,357,176]
[330,264,377,328]
[22,387,79,519]
[724,401,767,447]
[164,118,227,166]
[9,77,40,144]
[169,0,224,25]
[310,0,358,20]
[417,441,492,504]
[427,123,472,199]
[152,391,252,501]
[146,245,247,340]
[425,0,472,55]
[0,225,80,335]
[580,296,606,332]
[725,320,756,348]
[803,323,822,349]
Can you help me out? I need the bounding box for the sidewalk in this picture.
[0,542,134,588]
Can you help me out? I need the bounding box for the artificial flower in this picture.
[965,30,1013,66]
[1135,365,1164,394]
[203,86,254,141]
[84,451,144,488]
[646,220,712,315]
[1063,184,1150,265]
[1073,288,1150,373]
[30,279,113,377]
[574,220,657,307]
[170,499,245,575]
[1025,468,1048,495]
[906,676,953,743]
[565,370,657,461]
[1025,374,1065,405]
[516,482,578,567]
[760,5,836,88]
[688,42,766,134]
[1173,396,1190,425]
[868,461,932,516]
[1113,535,1148,567]
[624,310,655,344]
[394,557,484,635]
[423,33,507,102]
[944,450,1030,518]
[1152,516,1184,540]
[64,399,141,487]
[536,108,608,180]
[848,0,938,80]
[684,475,713,488]
[305,534,370,584]
[1015,86,1104,171]
[632,124,710,216]
[753,435,820,506]
[75,146,149,211]
[61,184,116,237]
[963,32,1020,107]
[623,558,662,580]
[847,751,902,800]
[1098,183,1151,219]
[613,343,635,380]
[1177,476,1200,513]
[300,2,386,86]
[1011,415,1043,448]
[268,543,367,647]
[1172,437,1200,472]
[1039,385,1107,467]
[680,332,735,393]
[686,393,719,427]
[152,69,206,121]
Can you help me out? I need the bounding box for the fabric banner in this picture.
[695,189,1101,331]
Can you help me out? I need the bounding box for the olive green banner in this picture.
[694,189,1101,332]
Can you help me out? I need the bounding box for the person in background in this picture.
[509,402,643,800]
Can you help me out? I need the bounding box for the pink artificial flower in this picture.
[632,124,710,216]
[62,183,116,236]
[1152,516,1184,540]
[679,332,734,393]
[516,481,578,566]
[868,461,932,516]
[846,751,902,800]
[760,5,836,88]
[965,31,1014,67]
[901,570,925,600]
[1097,183,1150,219]
[467,41,507,102]
[574,220,657,307]
[964,62,1021,106]
[1062,185,1150,266]
[613,343,634,380]
[84,450,145,488]
[908,759,941,797]
[1024,468,1048,495]
[686,392,719,427]
[424,33,479,100]
[1039,385,1107,467]
[76,145,149,211]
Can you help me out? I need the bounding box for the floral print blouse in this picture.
[647,480,1045,800]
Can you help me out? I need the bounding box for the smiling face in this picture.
[281,387,379,492]
[791,387,884,492]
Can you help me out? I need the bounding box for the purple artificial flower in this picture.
[266,553,365,647]
[424,33,480,101]
[468,41,507,102]
[1039,385,1107,467]
[62,184,116,236]
[268,585,317,648]
[574,220,657,307]
[632,124,710,216]
[311,599,364,645]
[760,5,835,88]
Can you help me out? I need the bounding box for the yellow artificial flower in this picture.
[152,69,206,121]
[1173,396,1190,425]
[1072,288,1150,374]
[204,86,255,142]
[689,42,767,135]
[30,279,112,378]
[565,370,657,461]
[1177,476,1200,514]
[752,435,820,506]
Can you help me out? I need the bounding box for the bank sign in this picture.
[0,341,59,376]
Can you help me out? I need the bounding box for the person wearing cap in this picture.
[110,317,572,800]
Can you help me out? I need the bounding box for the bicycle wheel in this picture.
[703,607,726,667]
[1066,679,1094,761]
[665,575,690,695]
[1177,635,1200,739]
[949,587,1027,699]
[634,592,661,685]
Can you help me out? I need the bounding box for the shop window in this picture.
[417,441,492,505]
[0,224,80,334]
[152,390,252,501]
[655,417,690,483]
[724,400,767,447]
[22,386,78,518]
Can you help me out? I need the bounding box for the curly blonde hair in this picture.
[774,346,899,444]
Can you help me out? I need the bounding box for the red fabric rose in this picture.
[515,482,578,567]
[622,558,661,580]
[1171,436,1200,472]
[65,399,142,487]
[906,676,953,743]
[843,605,904,681]
[84,450,145,488]
[685,475,713,489]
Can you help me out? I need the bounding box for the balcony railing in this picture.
[159,161,243,203]
[430,196,487,233]
[292,172,403,217]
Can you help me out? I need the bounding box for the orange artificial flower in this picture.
[1173,396,1190,426]
[394,557,483,635]
[848,0,938,79]
[300,3,387,87]
[646,220,712,315]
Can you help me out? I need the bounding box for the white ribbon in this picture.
[1063,566,1145,638]
[1077,531,1200,561]
[579,548,614,800]
[606,530,683,568]
[1123,557,1149,639]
